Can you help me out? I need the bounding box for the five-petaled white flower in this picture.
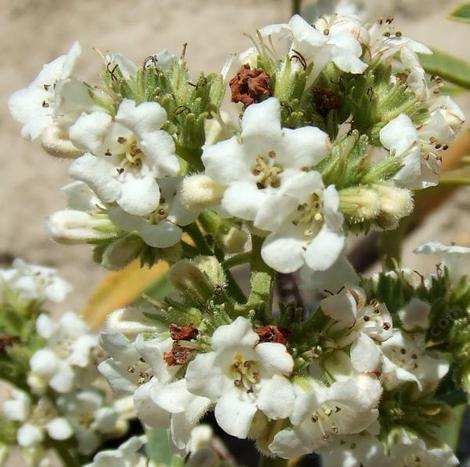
[186,316,295,439]
[380,329,449,393]
[28,312,97,393]
[270,376,382,459]
[8,42,83,141]
[69,98,179,216]
[289,14,368,79]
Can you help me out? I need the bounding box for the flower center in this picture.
[127,358,151,385]
[311,402,342,440]
[31,399,56,426]
[78,411,95,428]
[251,152,283,189]
[292,193,324,237]
[147,195,170,224]
[229,353,260,393]
[53,337,74,359]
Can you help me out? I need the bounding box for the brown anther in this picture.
[383,323,391,330]
[313,87,342,117]
[169,324,199,341]
[255,325,290,345]
[105,149,112,156]
[384,32,391,38]
[164,344,192,366]
[363,316,370,322]
[42,100,50,108]
[116,168,125,175]
[229,64,271,106]
[395,31,402,37]
[442,144,448,150]
[43,84,50,91]
[323,28,330,35]
[0,335,20,353]
[117,136,127,144]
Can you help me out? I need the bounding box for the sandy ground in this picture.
[0,0,469,465]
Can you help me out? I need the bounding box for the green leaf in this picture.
[419,48,470,89]
[449,3,470,23]
[146,428,182,466]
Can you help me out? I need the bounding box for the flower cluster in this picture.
[0,261,129,464]
[6,6,469,467]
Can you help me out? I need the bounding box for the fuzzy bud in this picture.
[47,210,117,244]
[374,183,414,229]
[41,125,81,158]
[339,186,381,223]
[221,226,248,254]
[181,175,224,210]
[170,261,214,305]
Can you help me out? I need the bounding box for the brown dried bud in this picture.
[256,325,290,345]
[0,335,20,353]
[313,87,342,117]
[164,344,193,366]
[169,324,199,341]
[229,65,271,106]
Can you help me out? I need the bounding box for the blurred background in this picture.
[1,0,469,465]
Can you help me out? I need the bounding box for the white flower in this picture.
[269,376,382,459]
[186,316,295,439]
[57,389,120,454]
[28,312,97,393]
[99,331,210,450]
[202,97,329,219]
[388,431,458,467]
[0,259,72,303]
[320,432,385,467]
[300,254,359,294]
[107,177,196,249]
[320,286,393,349]
[380,104,463,190]
[8,42,82,141]
[289,14,367,78]
[380,329,449,392]
[69,98,179,216]
[86,436,150,467]
[3,390,73,448]
[258,172,345,273]
[415,241,470,284]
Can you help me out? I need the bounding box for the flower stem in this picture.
[50,441,81,467]
[291,0,302,15]
[222,251,251,269]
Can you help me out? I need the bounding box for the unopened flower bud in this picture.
[192,256,226,288]
[181,175,224,210]
[221,226,248,254]
[47,210,117,244]
[339,186,381,223]
[41,125,81,158]
[374,183,414,229]
[170,261,214,305]
[101,234,143,270]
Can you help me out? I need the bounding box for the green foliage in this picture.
[419,49,470,89]
[449,3,470,23]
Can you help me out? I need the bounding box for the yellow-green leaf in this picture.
[82,260,169,329]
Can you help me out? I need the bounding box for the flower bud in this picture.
[222,226,248,254]
[101,235,143,270]
[47,210,116,244]
[339,186,381,223]
[41,125,81,158]
[192,256,226,288]
[181,174,224,210]
[374,183,414,229]
[170,261,214,305]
